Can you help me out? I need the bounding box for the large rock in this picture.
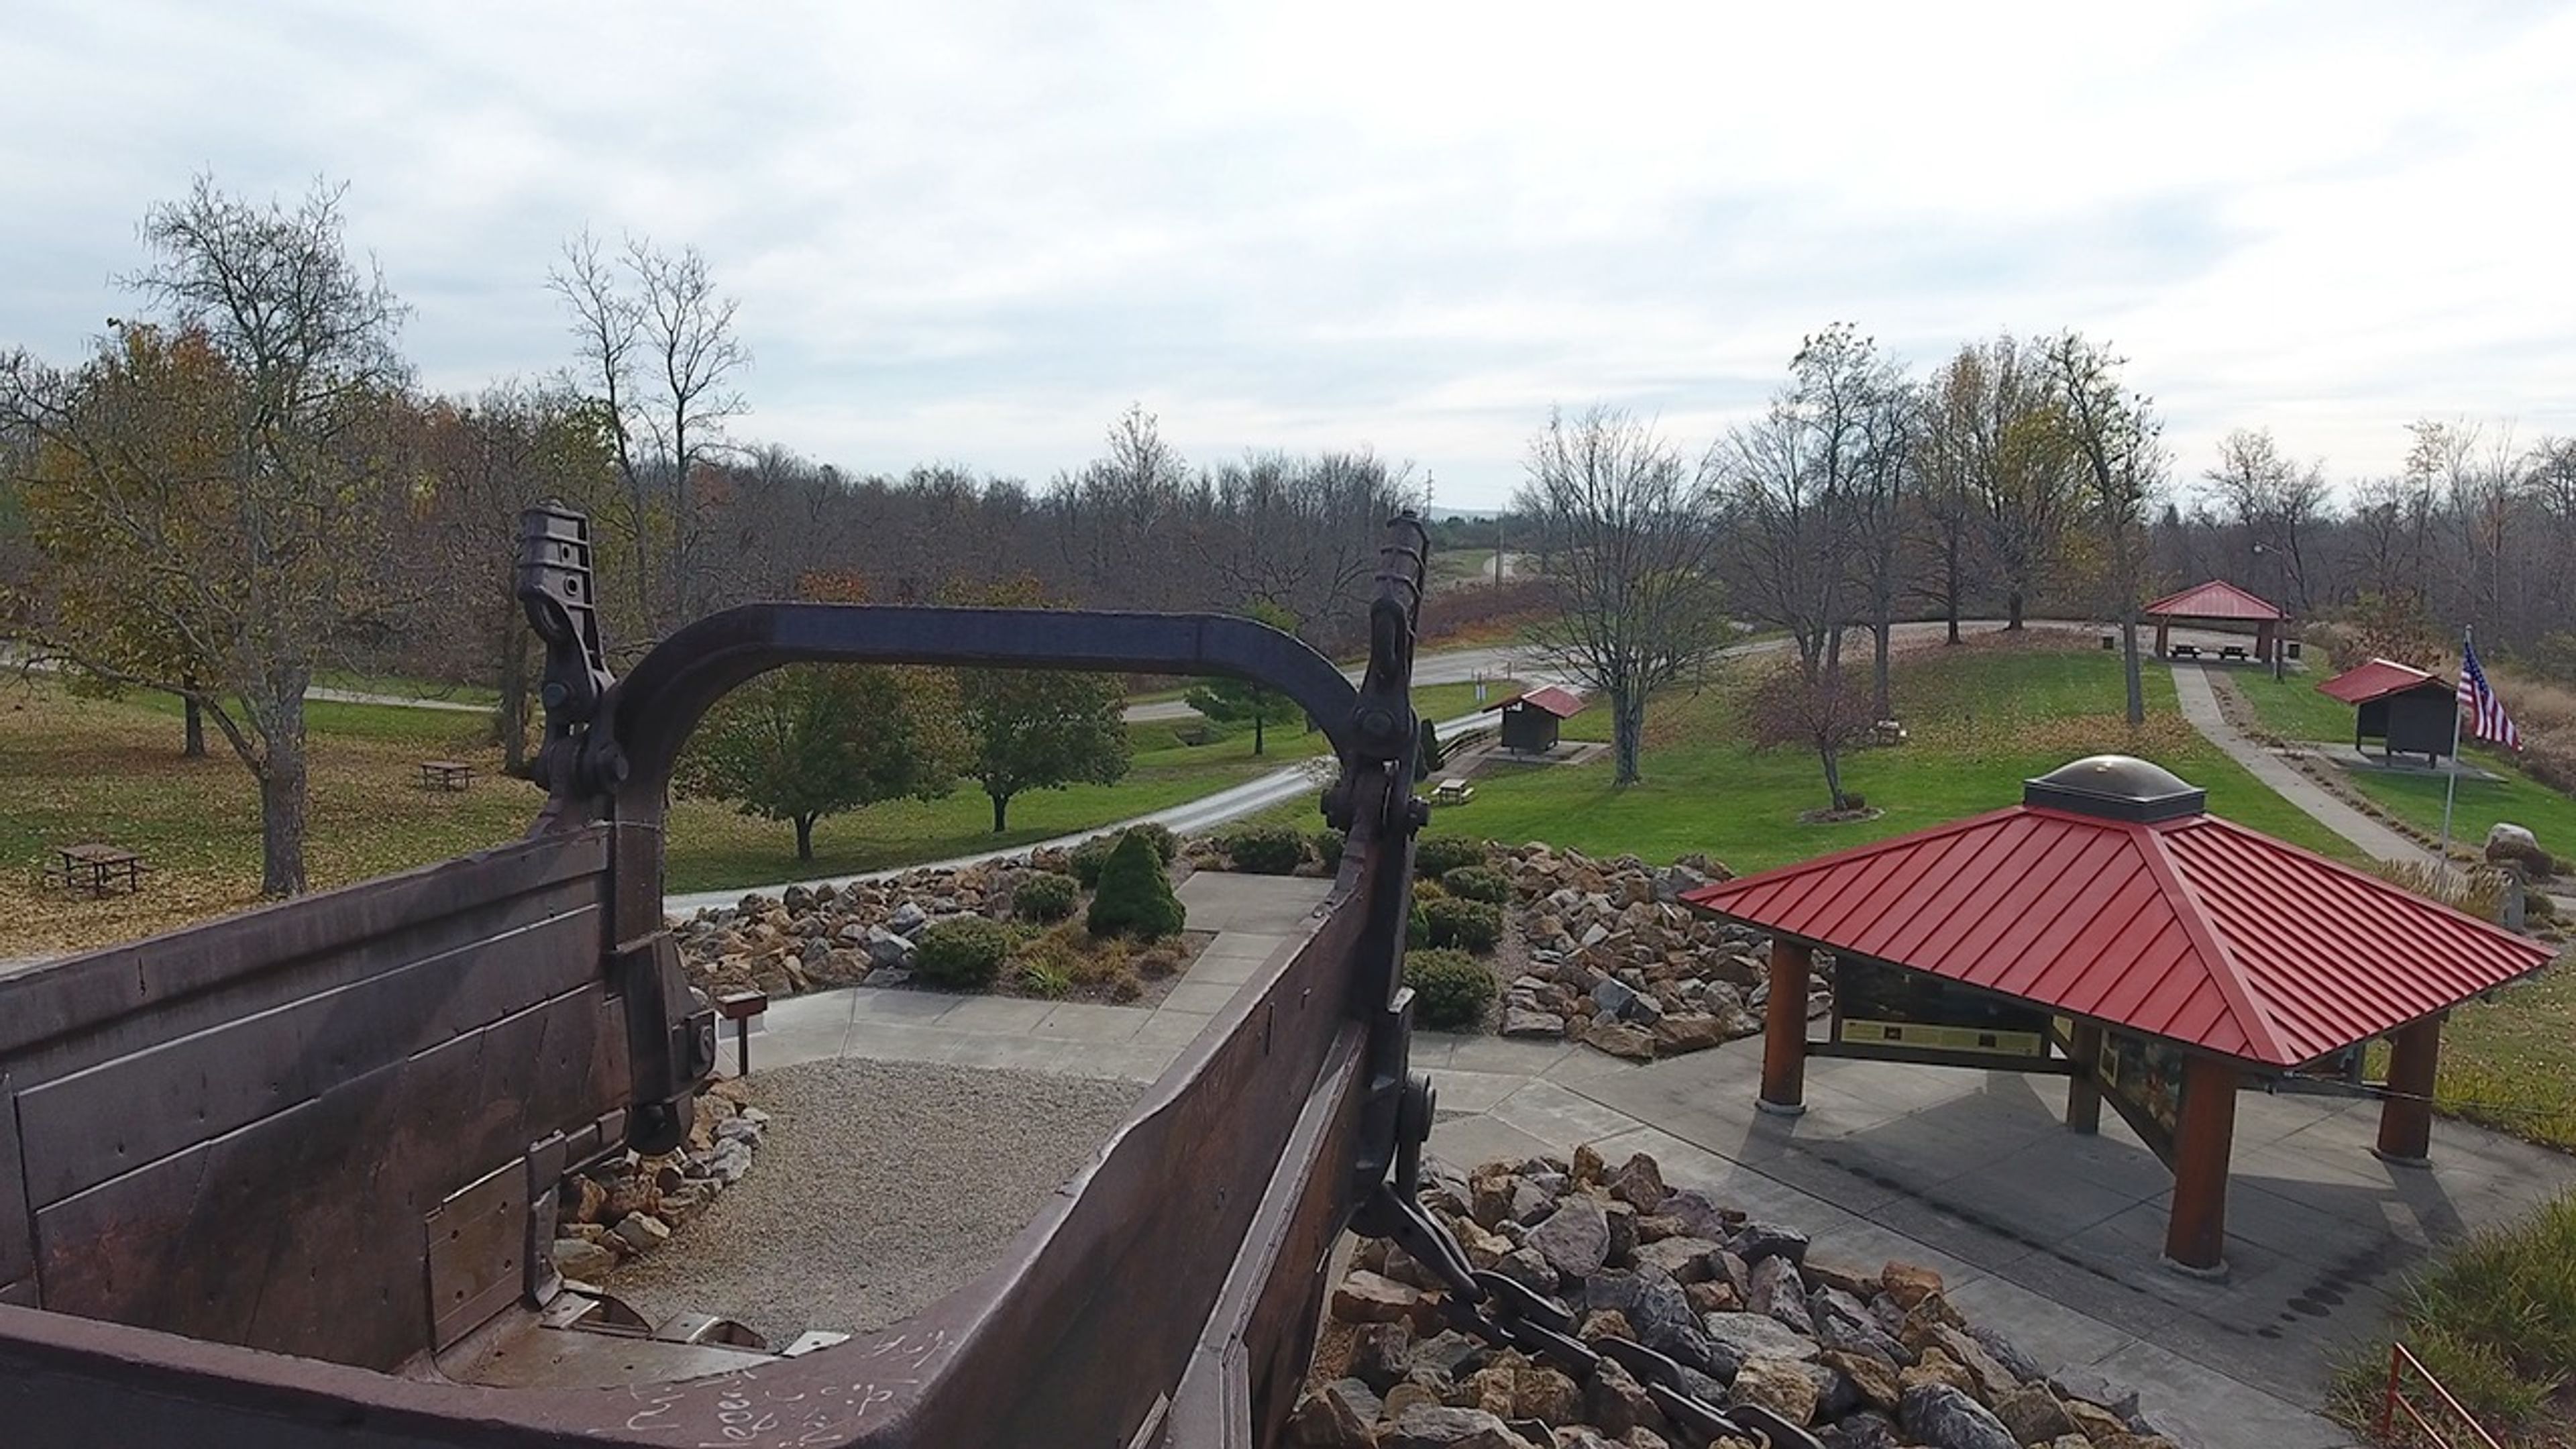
[861,926,916,968]
[1880,1260,1945,1309]
[1605,1153,1666,1212]
[551,1237,615,1282]
[1648,1013,1731,1054]
[1898,1383,2017,1449]
[1289,1383,1374,1447]
[1731,1222,1808,1268]
[1728,1354,1819,1426]
[2485,821,2551,876]
[1990,1383,2078,1444]
[885,900,930,936]
[1701,1311,1818,1366]
[1748,1253,1813,1334]
[1820,1348,1902,1413]
[1333,1269,1430,1326]
[1811,1287,1909,1365]
[1377,1404,1542,1449]
[1630,1236,1723,1283]
[1578,1019,1656,1061]
[1527,1195,1612,1279]
[1503,1008,1568,1038]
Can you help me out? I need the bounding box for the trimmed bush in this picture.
[1313,830,1346,872]
[1226,824,1307,875]
[1440,865,1511,904]
[1127,822,1181,864]
[1407,899,1429,949]
[1413,835,1488,878]
[1423,896,1503,953]
[914,917,1012,989]
[1405,947,1495,1030]
[1014,871,1079,922]
[1087,831,1186,939]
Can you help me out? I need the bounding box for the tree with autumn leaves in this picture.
[673,573,1132,859]
[1,178,413,896]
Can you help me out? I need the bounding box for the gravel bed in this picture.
[604,1059,1140,1346]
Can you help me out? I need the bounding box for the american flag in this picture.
[2457,637,2521,749]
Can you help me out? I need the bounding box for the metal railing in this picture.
[2379,1342,2504,1449]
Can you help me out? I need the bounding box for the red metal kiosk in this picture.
[1682,755,2553,1276]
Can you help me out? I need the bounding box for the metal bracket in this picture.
[517,504,621,800]
[612,936,711,1155]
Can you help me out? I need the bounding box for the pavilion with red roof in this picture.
[1679,755,2553,1275]
[2144,580,2288,663]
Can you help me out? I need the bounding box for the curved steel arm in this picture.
[585,603,1360,806]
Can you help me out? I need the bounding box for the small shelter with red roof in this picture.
[1483,684,1585,753]
[2144,580,2288,662]
[1679,755,2553,1275]
[2318,658,2457,764]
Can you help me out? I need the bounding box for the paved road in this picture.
[1122,642,1544,723]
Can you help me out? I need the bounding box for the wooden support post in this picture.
[2154,620,2170,658]
[2257,621,2275,662]
[2375,1016,2443,1167]
[2163,1055,2239,1277]
[2065,1021,2103,1134]
[1760,939,1811,1116]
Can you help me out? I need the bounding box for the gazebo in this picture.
[1483,685,1585,753]
[2318,658,2457,764]
[2144,580,2287,662]
[1680,755,2553,1276]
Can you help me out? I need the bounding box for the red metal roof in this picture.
[2318,658,2451,706]
[1483,685,1585,718]
[1679,773,2554,1067]
[2143,579,2286,622]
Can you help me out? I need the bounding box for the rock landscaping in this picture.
[670,828,1205,1008]
[1197,834,1831,1061]
[1295,1148,2171,1449]
[548,1077,770,1285]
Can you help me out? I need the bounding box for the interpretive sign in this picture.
[1830,958,2052,1061]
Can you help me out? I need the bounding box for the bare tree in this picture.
[1717,325,1908,716]
[550,231,749,637]
[2203,427,2326,612]
[2045,331,2165,726]
[1514,406,1727,785]
[0,176,410,894]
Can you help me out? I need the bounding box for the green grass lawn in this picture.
[2233,670,2576,860]
[1401,641,2360,872]
[0,682,1311,951]
[2230,667,2360,744]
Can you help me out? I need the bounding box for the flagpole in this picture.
[2438,625,2469,865]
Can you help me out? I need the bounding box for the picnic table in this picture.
[2169,643,2201,659]
[2218,644,2249,661]
[49,843,147,895]
[417,760,476,791]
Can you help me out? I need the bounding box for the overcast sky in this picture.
[5,1,2570,508]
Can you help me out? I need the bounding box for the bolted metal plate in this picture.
[425,1161,527,1352]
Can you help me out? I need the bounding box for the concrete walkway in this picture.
[726,873,2576,1448]
[2169,663,2433,865]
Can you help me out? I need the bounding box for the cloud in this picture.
[3,0,2570,506]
